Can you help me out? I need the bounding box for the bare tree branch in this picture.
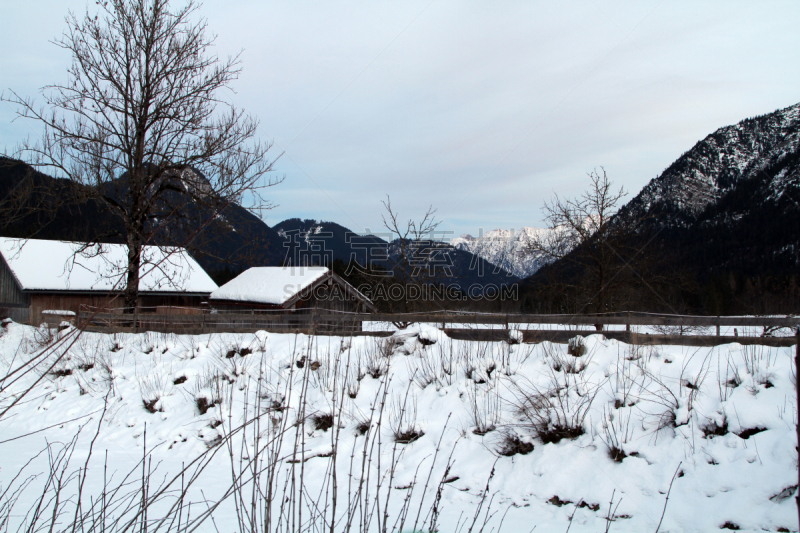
[4,0,282,310]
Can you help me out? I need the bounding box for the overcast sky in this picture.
[2,1,799,239]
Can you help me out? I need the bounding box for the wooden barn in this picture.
[0,237,218,325]
[209,266,377,315]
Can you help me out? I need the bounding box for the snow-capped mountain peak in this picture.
[451,227,555,278]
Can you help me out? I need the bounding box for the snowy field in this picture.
[1,320,798,532]
[362,320,798,337]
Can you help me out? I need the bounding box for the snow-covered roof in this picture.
[0,237,218,293]
[209,266,329,306]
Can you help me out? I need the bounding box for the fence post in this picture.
[716,316,720,337]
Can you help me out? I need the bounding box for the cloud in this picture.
[2,0,799,236]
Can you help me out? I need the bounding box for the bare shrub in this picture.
[501,341,536,377]
[311,412,334,432]
[308,343,340,392]
[107,333,126,353]
[49,367,73,378]
[609,348,648,409]
[638,348,711,434]
[739,343,778,392]
[466,381,501,435]
[544,341,590,374]
[70,349,113,396]
[394,427,424,444]
[355,419,371,436]
[567,335,586,356]
[138,331,164,354]
[139,374,171,413]
[597,406,634,462]
[363,339,390,379]
[702,413,729,438]
[433,337,458,385]
[191,370,226,416]
[624,342,645,361]
[717,351,741,402]
[33,324,56,349]
[217,352,254,387]
[637,368,682,433]
[345,362,362,398]
[390,391,424,444]
[507,372,599,444]
[496,431,534,456]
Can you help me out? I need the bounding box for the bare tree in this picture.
[4,0,280,310]
[381,196,441,314]
[526,168,641,316]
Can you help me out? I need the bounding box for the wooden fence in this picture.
[76,308,799,346]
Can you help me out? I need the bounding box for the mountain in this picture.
[451,227,555,278]
[622,102,800,225]
[0,157,123,243]
[273,218,386,267]
[525,102,800,314]
[0,162,517,294]
[0,157,286,284]
[619,102,800,279]
[273,218,519,291]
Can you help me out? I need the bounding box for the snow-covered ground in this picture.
[363,320,797,337]
[1,321,797,532]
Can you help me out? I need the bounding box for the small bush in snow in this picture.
[547,343,588,374]
[509,374,598,444]
[33,324,56,348]
[140,375,170,413]
[394,427,424,444]
[702,415,729,438]
[496,432,534,456]
[467,381,501,436]
[311,413,334,432]
[507,329,523,345]
[48,367,73,378]
[364,348,389,378]
[417,330,437,346]
[195,396,214,415]
[390,394,423,444]
[192,371,226,415]
[598,406,633,462]
[355,420,371,436]
[567,336,586,357]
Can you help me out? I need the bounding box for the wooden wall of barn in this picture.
[29,294,114,325]
[0,256,31,322]
[139,294,207,312]
[294,294,366,313]
[0,256,30,306]
[29,293,207,325]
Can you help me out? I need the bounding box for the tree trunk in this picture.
[124,233,142,313]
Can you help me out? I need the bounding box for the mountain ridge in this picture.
[622,102,800,224]
[451,227,554,278]
[525,101,800,314]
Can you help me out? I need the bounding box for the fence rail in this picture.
[77,308,800,326]
[75,309,799,345]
